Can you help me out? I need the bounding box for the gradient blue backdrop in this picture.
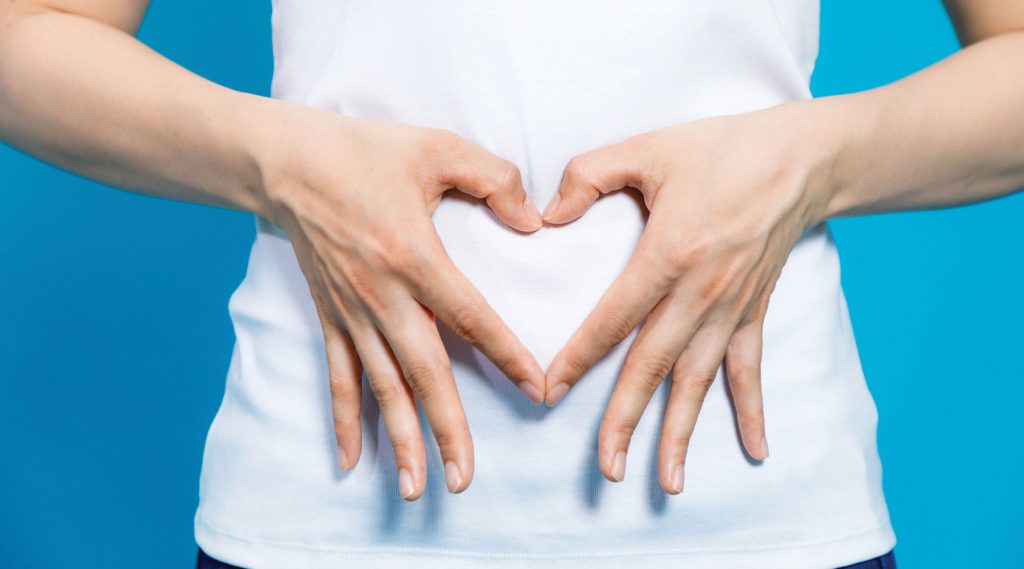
[2,1,1022,567]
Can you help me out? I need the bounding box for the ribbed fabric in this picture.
[195,2,896,568]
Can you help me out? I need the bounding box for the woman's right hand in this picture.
[249,100,546,501]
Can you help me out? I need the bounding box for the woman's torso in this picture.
[195,2,895,567]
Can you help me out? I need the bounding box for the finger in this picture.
[724,297,770,461]
[345,315,428,501]
[596,294,703,482]
[659,320,736,495]
[543,136,659,225]
[312,292,364,471]
[409,239,546,405]
[545,244,670,406]
[376,296,474,494]
[438,137,542,232]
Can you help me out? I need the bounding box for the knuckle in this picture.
[377,232,407,267]
[328,368,359,397]
[723,259,753,294]
[680,372,717,398]
[494,351,531,383]
[357,231,428,281]
[563,156,593,187]
[332,414,360,437]
[728,361,761,385]
[755,290,773,317]
[311,292,331,320]
[600,310,638,346]
[632,246,674,290]
[625,354,674,390]
[385,241,427,279]
[558,349,593,381]
[738,308,762,328]
[663,430,692,452]
[433,426,470,452]
[448,303,484,343]
[368,375,406,408]
[491,160,522,194]
[343,265,380,305]
[663,247,690,276]
[665,239,709,275]
[699,270,734,302]
[354,233,393,271]
[600,416,637,443]
[403,359,451,399]
[388,436,419,459]
[314,300,344,332]
[621,136,660,186]
[736,404,765,433]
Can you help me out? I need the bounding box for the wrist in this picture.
[799,92,885,223]
[215,91,294,220]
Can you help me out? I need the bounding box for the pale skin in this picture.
[1,0,1022,503]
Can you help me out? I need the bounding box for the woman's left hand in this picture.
[541,101,841,494]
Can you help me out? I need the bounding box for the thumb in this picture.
[437,137,542,232]
[544,137,658,225]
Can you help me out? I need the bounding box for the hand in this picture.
[251,101,546,500]
[541,102,838,494]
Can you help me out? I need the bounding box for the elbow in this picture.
[956,27,1024,48]
[1,0,57,29]
[0,2,147,39]
[0,6,28,68]
[0,4,32,37]
[944,1,1024,47]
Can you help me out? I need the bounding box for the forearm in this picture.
[816,30,1024,219]
[0,7,268,213]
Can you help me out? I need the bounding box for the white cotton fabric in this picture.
[195,1,896,567]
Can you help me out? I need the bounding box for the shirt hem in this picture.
[195,513,897,569]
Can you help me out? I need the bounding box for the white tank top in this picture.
[195,2,896,567]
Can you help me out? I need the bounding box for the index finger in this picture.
[544,242,672,406]
[408,236,545,405]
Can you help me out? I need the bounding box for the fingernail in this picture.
[524,196,543,230]
[671,464,685,494]
[759,435,769,459]
[542,193,562,221]
[398,468,415,500]
[520,382,544,405]
[544,383,570,407]
[338,446,350,471]
[611,451,627,482]
[444,460,463,493]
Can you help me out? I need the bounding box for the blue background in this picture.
[1,1,1021,567]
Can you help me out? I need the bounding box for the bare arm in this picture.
[0,0,546,500]
[0,0,266,211]
[821,0,1024,218]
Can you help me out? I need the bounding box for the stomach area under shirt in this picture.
[200,0,892,558]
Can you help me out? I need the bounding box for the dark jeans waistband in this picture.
[197,547,897,569]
